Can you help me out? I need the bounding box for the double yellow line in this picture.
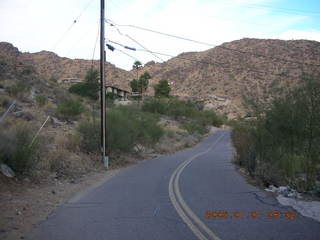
[168,132,226,240]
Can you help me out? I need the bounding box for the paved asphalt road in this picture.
[30,130,320,240]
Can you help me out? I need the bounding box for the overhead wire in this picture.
[105,40,141,62]
[107,19,320,68]
[52,0,96,51]
[106,39,305,80]
[65,23,97,57]
[116,48,140,62]
[91,23,100,66]
[106,20,165,62]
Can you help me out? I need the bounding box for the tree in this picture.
[132,60,142,70]
[132,60,142,82]
[154,80,171,97]
[69,68,99,100]
[129,71,151,94]
[130,79,139,93]
[139,71,151,93]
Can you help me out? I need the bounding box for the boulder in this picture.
[12,111,34,121]
[0,163,15,178]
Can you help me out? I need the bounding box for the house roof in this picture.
[106,85,131,93]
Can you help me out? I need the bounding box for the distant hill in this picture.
[0,42,133,92]
[140,38,320,117]
[1,38,319,118]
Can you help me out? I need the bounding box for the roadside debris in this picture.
[265,185,301,199]
[277,195,320,222]
[265,185,320,222]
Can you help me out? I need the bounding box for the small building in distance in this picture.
[106,85,130,101]
[57,77,82,85]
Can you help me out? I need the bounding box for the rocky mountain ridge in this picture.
[1,38,320,117]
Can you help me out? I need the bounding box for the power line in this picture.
[106,20,165,62]
[106,40,305,80]
[92,23,100,65]
[107,20,320,68]
[65,24,96,57]
[117,48,140,62]
[105,40,141,62]
[106,20,214,47]
[52,0,95,51]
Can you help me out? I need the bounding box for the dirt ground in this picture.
[0,167,124,240]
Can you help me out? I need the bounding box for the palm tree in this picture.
[132,60,142,81]
[132,61,142,103]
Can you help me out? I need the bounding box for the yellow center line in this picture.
[168,131,226,240]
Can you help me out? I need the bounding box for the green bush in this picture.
[182,120,207,134]
[49,77,57,83]
[77,106,164,154]
[77,119,100,153]
[106,92,118,106]
[0,124,39,174]
[198,110,224,127]
[154,79,171,97]
[143,98,197,119]
[107,106,164,153]
[20,65,35,75]
[143,98,225,134]
[167,99,197,119]
[8,82,31,97]
[231,120,257,175]
[56,98,84,120]
[142,98,168,114]
[35,95,48,106]
[69,82,99,100]
[69,69,99,100]
[232,74,320,191]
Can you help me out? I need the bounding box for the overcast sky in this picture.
[0,0,319,70]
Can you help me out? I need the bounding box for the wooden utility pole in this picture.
[100,0,108,168]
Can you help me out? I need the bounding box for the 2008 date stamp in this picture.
[205,210,298,220]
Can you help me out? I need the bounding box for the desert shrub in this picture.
[77,106,164,154]
[77,119,100,153]
[69,69,99,100]
[106,92,117,106]
[56,98,84,120]
[49,77,57,83]
[130,95,141,101]
[8,82,31,98]
[0,95,12,109]
[106,92,118,100]
[143,98,197,119]
[166,99,197,119]
[198,110,224,127]
[143,98,225,134]
[142,98,167,114]
[35,95,48,106]
[0,58,7,67]
[107,106,164,153]
[231,120,257,175]
[20,65,35,75]
[165,129,176,138]
[69,82,99,100]
[182,120,207,134]
[0,124,39,174]
[154,79,171,97]
[232,74,320,191]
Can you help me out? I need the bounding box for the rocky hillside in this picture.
[0,42,133,91]
[141,38,320,117]
[1,38,320,117]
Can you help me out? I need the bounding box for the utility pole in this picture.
[100,0,108,168]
